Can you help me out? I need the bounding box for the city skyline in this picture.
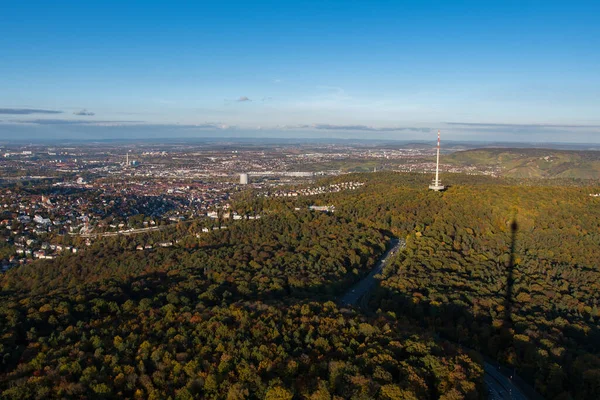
[2,1,600,142]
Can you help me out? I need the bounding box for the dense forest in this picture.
[2,171,599,399]
[2,211,386,298]
[321,173,600,399]
[0,207,483,399]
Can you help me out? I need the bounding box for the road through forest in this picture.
[339,237,533,400]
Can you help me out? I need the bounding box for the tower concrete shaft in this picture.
[429,130,445,191]
[435,130,440,184]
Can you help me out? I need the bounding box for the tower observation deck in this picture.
[429,130,445,191]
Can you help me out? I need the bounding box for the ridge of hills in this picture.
[447,148,600,179]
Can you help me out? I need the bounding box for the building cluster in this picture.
[394,162,500,177]
[265,181,364,197]
[0,176,363,269]
[206,210,261,220]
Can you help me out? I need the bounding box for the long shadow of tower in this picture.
[503,218,518,331]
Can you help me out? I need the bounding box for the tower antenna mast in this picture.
[429,130,445,191]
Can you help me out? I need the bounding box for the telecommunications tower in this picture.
[428,130,445,191]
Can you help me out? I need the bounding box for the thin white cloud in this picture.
[10,119,142,126]
[446,122,600,129]
[284,123,431,133]
[6,119,234,130]
[0,108,62,115]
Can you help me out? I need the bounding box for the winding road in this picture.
[339,237,534,400]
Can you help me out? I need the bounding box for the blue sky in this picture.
[1,1,600,142]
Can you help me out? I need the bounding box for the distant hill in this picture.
[447,148,600,178]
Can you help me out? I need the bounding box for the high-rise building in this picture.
[240,173,249,185]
